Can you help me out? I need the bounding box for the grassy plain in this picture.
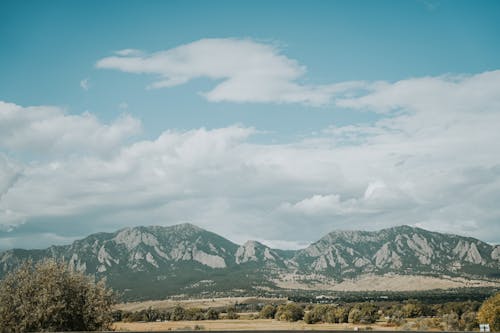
[114,297,286,312]
[113,318,398,331]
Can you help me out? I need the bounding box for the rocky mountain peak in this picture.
[235,240,280,264]
[168,222,203,232]
[0,224,498,300]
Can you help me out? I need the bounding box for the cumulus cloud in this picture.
[0,101,142,156]
[96,38,361,106]
[336,70,500,115]
[278,181,413,217]
[1,68,500,250]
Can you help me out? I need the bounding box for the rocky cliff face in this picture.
[0,224,498,300]
[289,226,499,278]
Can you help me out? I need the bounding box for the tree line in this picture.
[114,297,499,332]
[0,260,498,332]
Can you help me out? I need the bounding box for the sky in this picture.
[1,0,500,250]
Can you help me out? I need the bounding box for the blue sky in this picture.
[1,0,500,250]
[2,0,499,137]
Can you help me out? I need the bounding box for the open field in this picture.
[115,297,287,312]
[113,319,399,331]
[273,274,500,291]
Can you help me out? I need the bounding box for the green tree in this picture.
[348,308,362,324]
[304,304,339,324]
[185,308,205,320]
[442,312,460,331]
[0,259,114,332]
[387,310,405,326]
[304,305,325,324]
[402,301,425,318]
[259,304,277,319]
[336,306,350,323]
[275,303,304,322]
[348,303,378,324]
[171,305,187,321]
[477,292,500,331]
[226,307,239,319]
[461,311,478,331]
[205,308,219,320]
[143,307,161,322]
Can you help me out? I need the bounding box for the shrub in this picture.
[477,292,500,331]
[349,308,362,324]
[226,307,239,319]
[185,308,205,321]
[442,312,460,331]
[336,306,350,323]
[275,303,304,322]
[259,304,277,319]
[205,308,219,320]
[349,303,379,324]
[387,310,406,326]
[171,305,187,321]
[0,259,114,332]
[461,311,478,331]
[304,304,340,324]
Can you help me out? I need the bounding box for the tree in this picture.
[348,308,362,324]
[275,303,304,322]
[204,308,219,320]
[336,306,350,323]
[259,304,277,319]
[185,308,205,320]
[442,312,460,331]
[402,301,425,318]
[348,303,379,324]
[461,311,478,331]
[0,259,114,332]
[171,305,187,321]
[225,306,239,319]
[477,292,500,331]
[304,304,339,324]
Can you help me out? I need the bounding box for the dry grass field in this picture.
[113,319,398,331]
[115,297,287,312]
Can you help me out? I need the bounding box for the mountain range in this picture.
[0,224,499,300]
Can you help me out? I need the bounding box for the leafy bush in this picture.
[461,311,478,331]
[348,308,363,324]
[205,308,219,320]
[477,292,500,331]
[275,303,304,322]
[225,307,239,319]
[185,308,205,320]
[0,259,114,332]
[348,303,379,324]
[386,310,406,326]
[442,312,461,331]
[171,305,187,321]
[259,304,277,319]
[304,304,333,324]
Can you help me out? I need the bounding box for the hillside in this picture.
[0,224,498,300]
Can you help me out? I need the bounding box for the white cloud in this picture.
[336,70,500,115]
[80,78,90,90]
[114,49,143,56]
[96,38,360,106]
[2,69,500,249]
[0,101,142,156]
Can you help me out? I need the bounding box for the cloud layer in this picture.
[1,68,500,250]
[96,38,360,106]
[0,101,141,156]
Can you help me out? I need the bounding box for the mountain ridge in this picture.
[0,223,498,300]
